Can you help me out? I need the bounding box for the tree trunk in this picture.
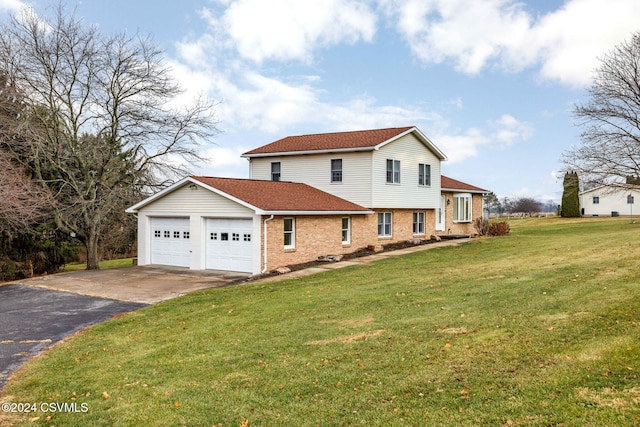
[86,231,100,270]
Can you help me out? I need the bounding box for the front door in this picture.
[436,195,445,231]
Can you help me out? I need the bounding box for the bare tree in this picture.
[563,32,640,186]
[0,7,218,269]
[512,197,542,217]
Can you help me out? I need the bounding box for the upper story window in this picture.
[453,193,472,223]
[593,196,600,204]
[628,195,635,204]
[271,162,281,182]
[418,163,431,186]
[386,159,400,184]
[331,159,343,183]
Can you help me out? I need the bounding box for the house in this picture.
[127,127,488,274]
[579,184,640,217]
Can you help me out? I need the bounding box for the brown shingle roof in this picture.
[441,175,487,193]
[242,126,415,156]
[192,176,371,213]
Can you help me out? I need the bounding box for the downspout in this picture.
[262,215,275,273]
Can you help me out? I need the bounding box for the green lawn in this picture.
[2,218,639,426]
[62,258,135,272]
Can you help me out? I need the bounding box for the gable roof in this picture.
[580,183,640,195]
[441,175,488,194]
[126,176,372,215]
[242,126,447,160]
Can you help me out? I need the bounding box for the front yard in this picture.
[2,218,639,426]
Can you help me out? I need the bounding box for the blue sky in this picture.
[3,0,640,203]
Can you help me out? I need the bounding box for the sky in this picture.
[2,0,640,203]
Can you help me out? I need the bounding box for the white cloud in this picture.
[0,0,27,13]
[386,0,640,87]
[204,0,377,64]
[489,114,533,145]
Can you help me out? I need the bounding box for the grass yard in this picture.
[1,218,639,426]
[62,258,135,272]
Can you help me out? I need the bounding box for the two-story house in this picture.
[127,127,487,274]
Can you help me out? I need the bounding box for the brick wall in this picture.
[262,209,437,271]
[441,192,483,235]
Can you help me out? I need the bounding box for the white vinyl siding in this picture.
[372,133,441,209]
[249,152,373,207]
[579,187,640,217]
[138,184,254,216]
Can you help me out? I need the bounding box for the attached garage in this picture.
[150,217,191,267]
[126,176,371,275]
[205,218,253,272]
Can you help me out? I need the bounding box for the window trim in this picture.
[331,159,343,183]
[418,163,431,187]
[341,216,351,244]
[284,217,295,249]
[271,162,281,182]
[378,212,393,237]
[453,193,472,223]
[413,211,425,235]
[386,159,401,184]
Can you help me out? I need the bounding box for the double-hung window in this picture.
[378,212,392,237]
[628,195,635,204]
[284,218,295,249]
[418,163,431,186]
[271,162,281,182]
[453,193,472,222]
[331,159,343,183]
[593,196,599,204]
[341,217,350,244]
[386,159,401,184]
[413,212,425,235]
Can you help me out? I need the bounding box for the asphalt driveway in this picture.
[0,284,146,390]
[0,266,250,391]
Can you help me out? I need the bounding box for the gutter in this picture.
[262,215,275,274]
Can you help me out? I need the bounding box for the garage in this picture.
[205,218,253,273]
[150,217,191,267]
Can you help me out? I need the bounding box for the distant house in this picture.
[127,127,488,274]
[580,184,640,217]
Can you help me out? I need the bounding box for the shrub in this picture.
[487,221,511,236]
[473,218,490,235]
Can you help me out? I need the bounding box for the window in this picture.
[593,196,600,204]
[221,233,229,241]
[378,212,392,237]
[628,195,635,204]
[183,231,190,239]
[418,163,431,186]
[284,218,295,249]
[164,230,170,238]
[413,212,425,235]
[232,233,240,241]
[453,194,472,222]
[154,230,161,238]
[243,234,252,242]
[210,232,217,240]
[331,159,343,183]
[341,217,350,244]
[271,162,281,181]
[173,231,180,239]
[386,159,401,184]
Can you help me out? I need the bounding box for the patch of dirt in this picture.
[304,329,385,345]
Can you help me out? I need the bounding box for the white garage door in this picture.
[150,217,191,267]
[205,218,253,272]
